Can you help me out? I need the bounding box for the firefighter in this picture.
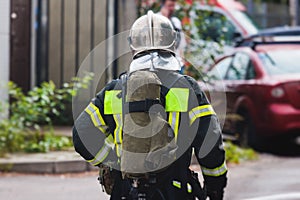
[73,11,227,200]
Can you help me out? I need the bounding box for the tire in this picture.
[236,111,258,148]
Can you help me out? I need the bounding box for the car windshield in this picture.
[258,49,300,75]
[229,10,260,35]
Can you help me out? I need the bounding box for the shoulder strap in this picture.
[158,70,183,90]
[120,73,128,123]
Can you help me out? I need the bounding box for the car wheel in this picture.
[236,111,257,148]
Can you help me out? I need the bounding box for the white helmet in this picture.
[128,10,177,58]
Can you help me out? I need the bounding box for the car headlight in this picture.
[271,87,285,98]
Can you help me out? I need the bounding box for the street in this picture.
[225,153,300,200]
[1,151,300,200]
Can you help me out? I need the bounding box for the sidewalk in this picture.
[0,150,98,174]
[0,126,98,174]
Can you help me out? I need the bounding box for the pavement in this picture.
[0,126,98,174]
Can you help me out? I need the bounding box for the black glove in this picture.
[189,171,207,200]
[206,187,224,200]
[204,173,227,200]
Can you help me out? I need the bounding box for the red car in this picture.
[191,0,260,44]
[202,28,300,147]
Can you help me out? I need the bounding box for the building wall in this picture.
[45,0,137,119]
[117,0,138,76]
[242,0,298,28]
[0,0,10,118]
[46,0,136,88]
[47,0,107,87]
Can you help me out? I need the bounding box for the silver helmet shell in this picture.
[128,10,177,58]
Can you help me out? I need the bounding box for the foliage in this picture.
[0,126,72,156]
[224,141,258,164]
[136,0,228,79]
[0,119,24,157]
[8,72,93,127]
[0,72,93,157]
[23,132,72,153]
[137,0,161,17]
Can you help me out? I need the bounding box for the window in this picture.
[246,62,256,80]
[208,56,233,80]
[225,53,250,80]
[194,9,238,44]
[229,10,260,35]
[258,49,300,75]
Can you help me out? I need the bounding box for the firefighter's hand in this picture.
[204,172,227,200]
[206,188,224,200]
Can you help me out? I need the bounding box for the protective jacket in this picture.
[73,68,227,200]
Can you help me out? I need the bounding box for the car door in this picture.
[224,52,255,116]
[205,56,233,132]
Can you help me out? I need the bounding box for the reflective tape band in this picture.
[187,183,192,193]
[168,111,180,142]
[172,180,181,189]
[113,114,123,157]
[165,88,189,112]
[201,162,227,177]
[173,181,193,193]
[189,104,216,125]
[88,134,114,166]
[104,90,122,114]
[85,102,107,134]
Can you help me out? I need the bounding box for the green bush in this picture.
[0,73,93,156]
[8,72,93,127]
[0,119,24,156]
[224,141,258,164]
[23,131,72,153]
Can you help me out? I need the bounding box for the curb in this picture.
[0,151,98,174]
[0,160,98,174]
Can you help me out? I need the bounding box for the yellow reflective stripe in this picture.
[173,181,192,192]
[104,90,122,114]
[172,180,181,189]
[88,134,114,166]
[168,112,180,142]
[165,88,189,112]
[201,162,227,177]
[113,114,123,157]
[85,102,107,133]
[187,183,192,193]
[189,105,216,125]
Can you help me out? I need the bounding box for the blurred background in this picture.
[0,1,299,199]
[0,0,299,96]
[0,0,299,157]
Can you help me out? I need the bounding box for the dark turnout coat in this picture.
[73,69,227,200]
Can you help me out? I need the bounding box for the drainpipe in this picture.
[36,0,49,85]
[106,0,118,82]
[0,0,10,119]
[289,0,299,26]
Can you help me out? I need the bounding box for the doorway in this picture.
[10,0,31,92]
